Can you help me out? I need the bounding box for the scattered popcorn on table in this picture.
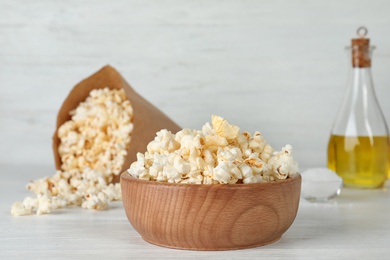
[11,88,133,216]
[128,115,298,184]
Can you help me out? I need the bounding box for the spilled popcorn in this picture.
[128,115,298,184]
[11,88,133,216]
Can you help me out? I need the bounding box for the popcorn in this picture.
[103,183,122,201]
[128,115,298,184]
[10,195,67,216]
[11,88,132,216]
[267,145,299,180]
[213,161,242,184]
[11,202,33,216]
[36,194,58,215]
[82,192,109,210]
[147,129,179,155]
[58,88,133,177]
[212,115,240,140]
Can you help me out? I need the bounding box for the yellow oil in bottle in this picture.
[327,135,389,188]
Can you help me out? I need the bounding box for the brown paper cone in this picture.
[52,65,181,182]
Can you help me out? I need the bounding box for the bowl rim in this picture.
[120,171,301,189]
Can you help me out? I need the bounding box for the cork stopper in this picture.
[351,27,371,68]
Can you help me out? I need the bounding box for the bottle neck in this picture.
[349,67,376,95]
[346,67,378,116]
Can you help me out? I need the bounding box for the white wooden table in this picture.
[1,165,390,259]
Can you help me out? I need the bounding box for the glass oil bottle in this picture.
[327,27,390,188]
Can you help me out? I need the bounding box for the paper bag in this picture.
[52,65,181,182]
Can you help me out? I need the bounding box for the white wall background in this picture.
[1,0,389,170]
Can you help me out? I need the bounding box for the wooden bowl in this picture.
[121,172,301,250]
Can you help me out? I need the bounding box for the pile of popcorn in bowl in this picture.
[128,115,298,184]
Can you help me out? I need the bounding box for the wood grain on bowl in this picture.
[121,172,301,250]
